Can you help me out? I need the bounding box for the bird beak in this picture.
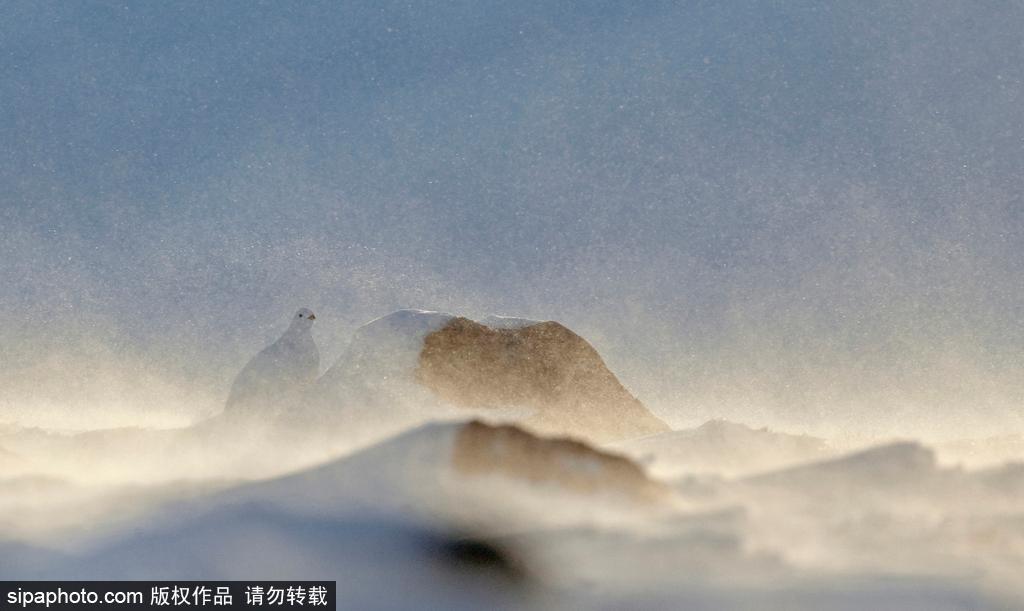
[309,314,316,320]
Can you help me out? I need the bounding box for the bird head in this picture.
[294,308,317,326]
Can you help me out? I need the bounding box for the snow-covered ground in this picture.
[1,312,1022,610]
[3,417,1021,609]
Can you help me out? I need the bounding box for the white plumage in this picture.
[225,308,320,417]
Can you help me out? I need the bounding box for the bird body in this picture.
[225,308,319,417]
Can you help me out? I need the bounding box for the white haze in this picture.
[3,1,1023,438]
[2,1,1024,608]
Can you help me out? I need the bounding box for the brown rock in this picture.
[451,420,668,504]
[416,317,669,442]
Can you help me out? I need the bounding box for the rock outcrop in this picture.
[316,310,669,443]
[451,420,667,504]
[416,317,669,442]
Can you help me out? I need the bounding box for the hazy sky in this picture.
[3,1,1023,436]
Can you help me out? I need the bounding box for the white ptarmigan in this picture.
[225,308,320,418]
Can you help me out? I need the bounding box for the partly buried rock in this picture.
[229,419,671,518]
[416,317,669,442]
[452,420,668,504]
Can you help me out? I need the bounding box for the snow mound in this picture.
[320,309,455,393]
[4,509,529,610]
[615,419,833,478]
[974,462,1024,495]
[938,434,1024,468]
[224,419,671,531]
[747,441,938,488]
